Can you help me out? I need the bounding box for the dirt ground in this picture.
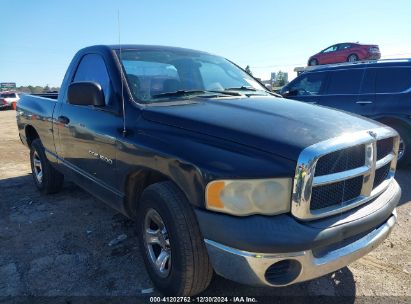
[0,109,410,301]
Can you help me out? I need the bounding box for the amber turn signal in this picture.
[206,181,226,209]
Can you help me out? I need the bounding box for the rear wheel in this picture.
[30,139,64,193]
[309,58,318,66]
[138,181,213,296]
[347,54,359,62]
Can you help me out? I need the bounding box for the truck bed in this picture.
[31,92,59,100]
[16,94,58,155]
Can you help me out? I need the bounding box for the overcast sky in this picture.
[1,0,411,86]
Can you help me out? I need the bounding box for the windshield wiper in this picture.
[208,90,242,96]
[152,90,206,98]
[152,90,239,99]
[224,86,282,97]
[224,86,258,91]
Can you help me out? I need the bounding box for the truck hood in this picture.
[142,96,382,161]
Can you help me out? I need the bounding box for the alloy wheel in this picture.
[143,208,172,278]
[32,151,43,184]
[398,136,405,160]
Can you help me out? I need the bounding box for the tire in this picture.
[390,125,411,168]
[308,59,318,66]
[347,54,359,62]
[30,138,64,193]
[137,181,213,296]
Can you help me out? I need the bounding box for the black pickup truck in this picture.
[17,45,401,296]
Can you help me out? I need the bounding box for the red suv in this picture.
[308,43,381,66]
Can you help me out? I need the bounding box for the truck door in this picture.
[55,53,122,192]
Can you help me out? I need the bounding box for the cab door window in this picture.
[72,54,111,105]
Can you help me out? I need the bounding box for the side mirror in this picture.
[284,89,299,97]
[281,90,290,97]
[68,82,105,106]
[264,83,272,91]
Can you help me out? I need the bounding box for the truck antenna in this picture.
[118,9,127,137]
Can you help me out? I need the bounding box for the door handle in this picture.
[57,116,70,124]
[308,102,317,104]
[356,101,373,104]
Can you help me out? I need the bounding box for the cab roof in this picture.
[80,44,211,55]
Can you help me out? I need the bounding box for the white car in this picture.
[0,92,20,109]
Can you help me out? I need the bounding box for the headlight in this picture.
[205,178,292,216]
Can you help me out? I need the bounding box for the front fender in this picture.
[116,121,296,209]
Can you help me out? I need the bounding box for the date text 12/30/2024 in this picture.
[150,297,258,303]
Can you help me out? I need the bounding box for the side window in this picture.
[326,69,364,94]
[287,72,326,96]
[73,54,111,105]
[339,44,352,50]
[375,67,411,93]
[322,45,338,53]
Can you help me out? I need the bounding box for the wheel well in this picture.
[377,117,409,130]
[124,169,170,218]
[25,125,39,147]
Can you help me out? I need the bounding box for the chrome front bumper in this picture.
[205,211,397,287]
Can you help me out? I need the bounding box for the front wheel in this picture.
[308,58,318,66]
[138,181,213,296]
[30,139,64,193]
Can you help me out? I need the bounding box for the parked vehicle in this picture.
[280,59,411,167]
[308,43,381,66]
[17,45,401,296]
[0,91,20,109]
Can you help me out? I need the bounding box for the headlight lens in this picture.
[205,178,292,216]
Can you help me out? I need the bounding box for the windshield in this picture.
[116,49,267,103]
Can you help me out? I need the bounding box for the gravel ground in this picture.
[0,109,410,302]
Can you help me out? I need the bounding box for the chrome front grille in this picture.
[314,144,365,176]
[292,127,399,220]
[310,175,363,211]
[376,137,394,160]
[373,163,391,189]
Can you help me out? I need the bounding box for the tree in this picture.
[17,86,31,93]
[16,85,60,94]
[245,65,253,76]
[275,71,288,87]
[32,86,44,94]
